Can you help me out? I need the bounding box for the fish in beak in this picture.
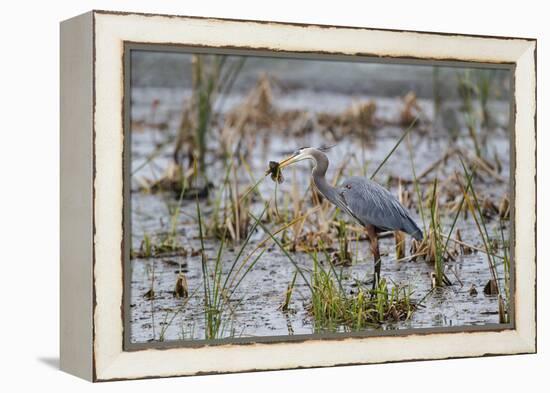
[266,148,313,183]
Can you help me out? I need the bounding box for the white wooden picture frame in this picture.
[60,10,536,381]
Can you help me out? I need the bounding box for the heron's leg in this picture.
[366,225,381,290]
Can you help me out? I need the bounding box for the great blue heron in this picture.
[278,147,423,287]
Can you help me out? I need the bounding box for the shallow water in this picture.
[129,87,510,344]
[130,221,507,343]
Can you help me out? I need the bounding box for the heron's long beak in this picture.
[278,152,308,169]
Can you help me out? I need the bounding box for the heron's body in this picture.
[278,147,423,286]
[332,177,422,240]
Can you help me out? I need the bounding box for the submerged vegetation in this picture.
[129,54,512,342]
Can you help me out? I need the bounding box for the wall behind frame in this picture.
[60,11,94,381]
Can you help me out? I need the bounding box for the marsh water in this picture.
[128,56,511,344]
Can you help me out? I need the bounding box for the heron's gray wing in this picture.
[338,177,423,240]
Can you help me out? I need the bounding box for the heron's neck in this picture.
[311,151,339,205]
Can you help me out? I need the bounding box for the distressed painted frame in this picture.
[60,10,536,382]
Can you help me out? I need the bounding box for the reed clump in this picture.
[207,160,253,243]
[400,92,425,128]
[142,55,246,196]
[308,251,416,331]
[317,100,378,141]
[458,161,509,322]
[409,180,447,285]
[197,203,270,339]
[132,232,188,258]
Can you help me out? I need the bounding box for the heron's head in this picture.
[278,147,315,169]
[278,146,333,169]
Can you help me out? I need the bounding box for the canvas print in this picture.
[127,50,512,345]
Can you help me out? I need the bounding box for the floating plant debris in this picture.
[484,279,499,295]
[143,289,155,300]
[173,272,189,299]
[266,161,284,184]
